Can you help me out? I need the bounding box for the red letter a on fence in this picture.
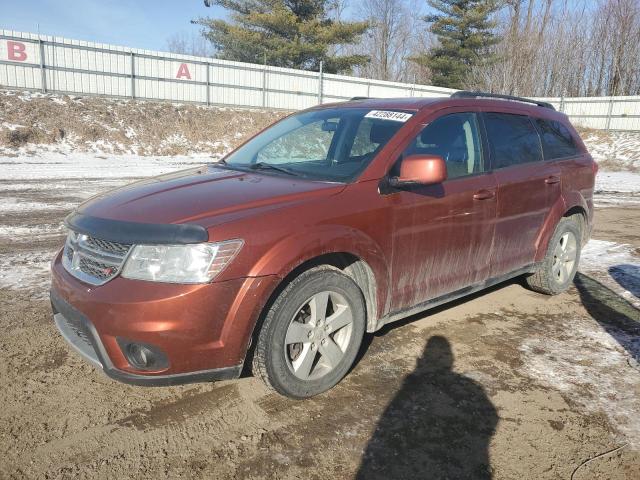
[176,63,192,80]
[7,41,27,61]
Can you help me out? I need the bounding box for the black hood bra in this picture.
[65,212,208,245]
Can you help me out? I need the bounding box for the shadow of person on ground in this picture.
[574,273,640,365]
[608,264,640,299]
[356,336,498,480]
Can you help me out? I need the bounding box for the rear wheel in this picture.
[252,266,366,399]
[526,217,582,295]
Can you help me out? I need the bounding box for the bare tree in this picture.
[328,0,351,19]
[469,0,640,96]
[349,0,425,82]
[166,31,215,57]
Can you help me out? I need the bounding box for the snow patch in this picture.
[0,224,65,239]
[595,171,640,207]
[580,240,640,308]
[584,132,640,172]
[520,315,640,446]
[0,251,56,296]
[1,122,25,131]
[0,198,76,213]
[124,127,137,139]
[0,152,208,180]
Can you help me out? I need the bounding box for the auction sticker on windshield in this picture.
[365,110,413,122]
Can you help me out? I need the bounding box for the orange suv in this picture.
[51,92,596,398]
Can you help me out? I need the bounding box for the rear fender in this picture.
[534,193,588,261]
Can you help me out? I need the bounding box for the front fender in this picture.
[247,224,391,318]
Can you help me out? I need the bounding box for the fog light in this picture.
[117,338,169,371]
[128,344,152,368]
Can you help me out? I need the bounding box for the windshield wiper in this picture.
[248,162,299,176]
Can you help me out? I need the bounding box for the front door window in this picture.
[401,112,485,178]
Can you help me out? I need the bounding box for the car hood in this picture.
[78,165,345,227]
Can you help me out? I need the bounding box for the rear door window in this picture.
[535,118,580,160]
[483,113,542,168]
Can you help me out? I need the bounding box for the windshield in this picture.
[220,107,413,182]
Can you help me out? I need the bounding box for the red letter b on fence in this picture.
[7,41,27,61]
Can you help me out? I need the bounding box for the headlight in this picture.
[121,240,243,283]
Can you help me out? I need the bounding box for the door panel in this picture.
[385,111,497,312]
[490,162,561,276]
[389,174,498,311]
[482,112,562,277]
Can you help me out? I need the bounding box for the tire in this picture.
[252,266,366,399]
[526,216,582,295]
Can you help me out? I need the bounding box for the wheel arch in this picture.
[259,251,380,334]
[563,205,588,244]
[241,250,382,373]
[535,194,590,261]
[288,252,378,332]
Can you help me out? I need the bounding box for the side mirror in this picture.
[390,154,447,187]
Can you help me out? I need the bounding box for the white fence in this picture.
[536,95,640,131]
[1,29,639,131]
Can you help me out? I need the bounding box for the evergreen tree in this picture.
[194,1,369,74]
[413,0,500,89]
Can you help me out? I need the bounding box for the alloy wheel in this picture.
[551,231,577,284]
[284,291,354,380]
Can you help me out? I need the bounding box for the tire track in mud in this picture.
[12,380,278,479]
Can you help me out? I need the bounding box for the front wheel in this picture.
[526,217,582,295]
[252,266,366,399]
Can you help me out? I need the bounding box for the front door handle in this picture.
[473,189,495,200]
[545,175,561,185]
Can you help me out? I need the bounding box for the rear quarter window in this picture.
[483,112,542,168]
[535,118,580,160]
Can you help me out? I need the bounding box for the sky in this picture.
[0,0,226,51]
[0,0,594,53]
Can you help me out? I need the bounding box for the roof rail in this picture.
[350,96,369,101]
[450,91,555,110]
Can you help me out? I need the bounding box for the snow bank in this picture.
[594,171,640,207]
[0,89,286,156]
[583,131,640,172]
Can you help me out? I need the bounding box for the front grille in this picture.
[78,257,116,280]
[84,236,131,256]
[62,230,132,285]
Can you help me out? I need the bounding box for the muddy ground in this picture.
[1,177,640,478]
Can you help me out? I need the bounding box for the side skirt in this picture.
[374,264,537,331]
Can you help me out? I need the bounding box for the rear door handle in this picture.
[545,175,561,185]
[473,189,495,200]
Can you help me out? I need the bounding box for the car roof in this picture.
[314,96,567,120]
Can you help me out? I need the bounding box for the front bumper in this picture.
[51,290,242,385]
[50,250,280,386]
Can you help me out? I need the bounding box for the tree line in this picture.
[168,0,640,97]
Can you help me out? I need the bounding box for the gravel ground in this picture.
[1,155,639,479]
